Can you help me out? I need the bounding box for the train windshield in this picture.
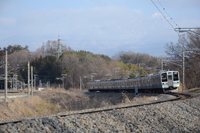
[162,73,167,82]
[168,75,172,80]
[173,72,179,81]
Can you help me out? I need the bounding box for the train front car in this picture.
[161,71,180,93]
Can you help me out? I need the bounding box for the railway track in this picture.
[171,92,193,99]
[57,92,192,117]
[0,92,193,126]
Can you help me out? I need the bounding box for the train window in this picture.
[162,73,167,82]
[168,72,172,75]
[168,75,172,80]
[173,72,179,81]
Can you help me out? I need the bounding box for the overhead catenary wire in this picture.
[156,0,179,28]
[152,0,200,36]
[151,0,180,35]
[151,0,175,30]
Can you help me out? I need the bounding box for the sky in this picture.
[0,0,200,57]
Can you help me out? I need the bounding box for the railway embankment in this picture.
[0,91,199,132]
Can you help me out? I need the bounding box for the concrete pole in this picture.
[28,62,30,98]
[182,51,185,92]
[46,81,49,88]
[161,59,163,71]
[15,75,18,90]
[20,81,22,89]
[34,74,37,90]
[11,78,13,90]
[39,80,42,87]
[62,77,64,89]
[23,82,25,90]
[80,76,82,90]
[31,66,33,96]
[5,50,7,102]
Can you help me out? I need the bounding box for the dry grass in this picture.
[0,88,168,122]
[121,93,156,104]
[37,88,91,111]
[187,87,200,93]
[121,93,131,104]
[9,96,60,117]
[132,96,156,103]
[178,84,183,92]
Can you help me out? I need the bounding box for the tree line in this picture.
[0,42,152,89]
[164,30,200,89]
[1,30,199,90]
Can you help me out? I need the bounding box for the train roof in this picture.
[87,70,179,84]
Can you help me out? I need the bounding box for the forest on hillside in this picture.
[0,30,199,89]
[0,42,160,89]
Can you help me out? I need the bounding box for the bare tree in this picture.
[165,30,200,89]
[61,52,117,89]
[112,51,160,73]
[36,40,73,58]
[8,49,30,68]
[61,54,81,88]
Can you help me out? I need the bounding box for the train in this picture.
[87,70,180,93]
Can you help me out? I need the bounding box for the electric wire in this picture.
[157,0,179,28]
[150,0,175,30]
[151,0,180,35]
[154,0,200,36]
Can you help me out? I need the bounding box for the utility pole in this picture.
[56,36,62,59]
[34,74,37,90]
[80,76,82,90]
[28,62,30,98]
[13,74,18,90]
[161,59,163,71]
[182,51,185,92]
[62,77,64,89]
[31,66,33,96]
[61,74,67,89]
[39,80,42,87]
[10,78,13,89]
[181,49,199,92]
[5,50,7,102]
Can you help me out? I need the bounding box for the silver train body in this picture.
[87,71,180,93]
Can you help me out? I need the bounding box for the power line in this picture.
[151,0,200,36]
[157,0,179,28]
[151,0,175,30]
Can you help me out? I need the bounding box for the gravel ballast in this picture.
[0,95,199,133]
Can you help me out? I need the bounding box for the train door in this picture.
[167,72,173,87]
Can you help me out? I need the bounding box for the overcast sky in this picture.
[0,0,200,57]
